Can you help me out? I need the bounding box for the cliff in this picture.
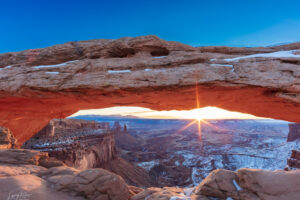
[287,123,300,142]
[23,119,153,187]
[23,119,116,169]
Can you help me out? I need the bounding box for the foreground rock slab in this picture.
[40,166,131,200]
[195,168,300,200]
[0,174,85,200]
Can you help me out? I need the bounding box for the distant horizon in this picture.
[69,106,268,120]
[70,114,287,122]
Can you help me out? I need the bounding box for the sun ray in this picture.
[175,120,198,134]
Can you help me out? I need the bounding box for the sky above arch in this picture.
[1,0,300,53]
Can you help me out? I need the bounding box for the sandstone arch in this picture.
[0,35,299,145]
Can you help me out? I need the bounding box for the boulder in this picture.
[42,167,130,200]
[194,169,240,199]
[194,168,300,200]
[237,168,300,200]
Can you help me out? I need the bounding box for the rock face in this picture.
[23,119,116,169]
[0,174,85,200]
[195,168,300,200]
[0,149,132,200]
[0,35,299,145]
[0,126,17,148]
[41,167,131,200]
[23,119,153,187]
[287,150,300,169]
[2,147,300,199]
[287,123,300,141]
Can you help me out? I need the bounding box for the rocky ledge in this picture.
[0,36,299,145]
[1,146,300,200]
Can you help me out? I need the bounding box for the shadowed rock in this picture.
[0,126,17,149]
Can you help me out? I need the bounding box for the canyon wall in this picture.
[23,119,116,169]
[22,119,153,187]
[287,123,300,142]
[0,35,299,145]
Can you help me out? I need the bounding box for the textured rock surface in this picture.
[41,167,130,200]
[23,118,116,169]
[0,149,48,165]
[287,123,300,141]
[195,168,300,200]
[23,118,152,187]
[0,148,64,169]
[131,187,202,200]
[0,164,47,177]
[0,36,299,145]
[0,149,131,200]
[195,169,239,199]
[0,126,17,148]
[288,149,300,169]
[0,174,85,200]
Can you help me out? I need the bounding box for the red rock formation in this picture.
[0,35,299,145]
[287,150,300,169]
[0,127,17,149]
[23,119,116,168]
[287,123,300,142]
[23,119,153,187]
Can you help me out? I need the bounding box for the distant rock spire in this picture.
[112,121,122,132]
[123,124,127,133]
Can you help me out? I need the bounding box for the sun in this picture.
[195,116,204,122]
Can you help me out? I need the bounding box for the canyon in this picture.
[22,118,153,187]
[74,115,300,187]
[0,35,299,145]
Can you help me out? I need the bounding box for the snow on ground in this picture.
[144,68,152,71]
[137,160,159,171]
[32,60,78,69]
[224,49,300,62]
[108,69,131,74]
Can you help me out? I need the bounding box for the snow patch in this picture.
[224,50,300,62]
[183,188,194,196]
[33,60,78,69]
[233,179,241,191]
[45,72,60,75]
[210,63,235,72]
[144,68,152,72]
[137,160,159,171]
[0,65,12,70]
[210,64,233,67]
[108,69,131,74]
[153,56,167,59]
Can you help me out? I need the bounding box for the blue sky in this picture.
[1,0,300,53]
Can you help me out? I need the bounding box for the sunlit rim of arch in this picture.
[69,106,267,120]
